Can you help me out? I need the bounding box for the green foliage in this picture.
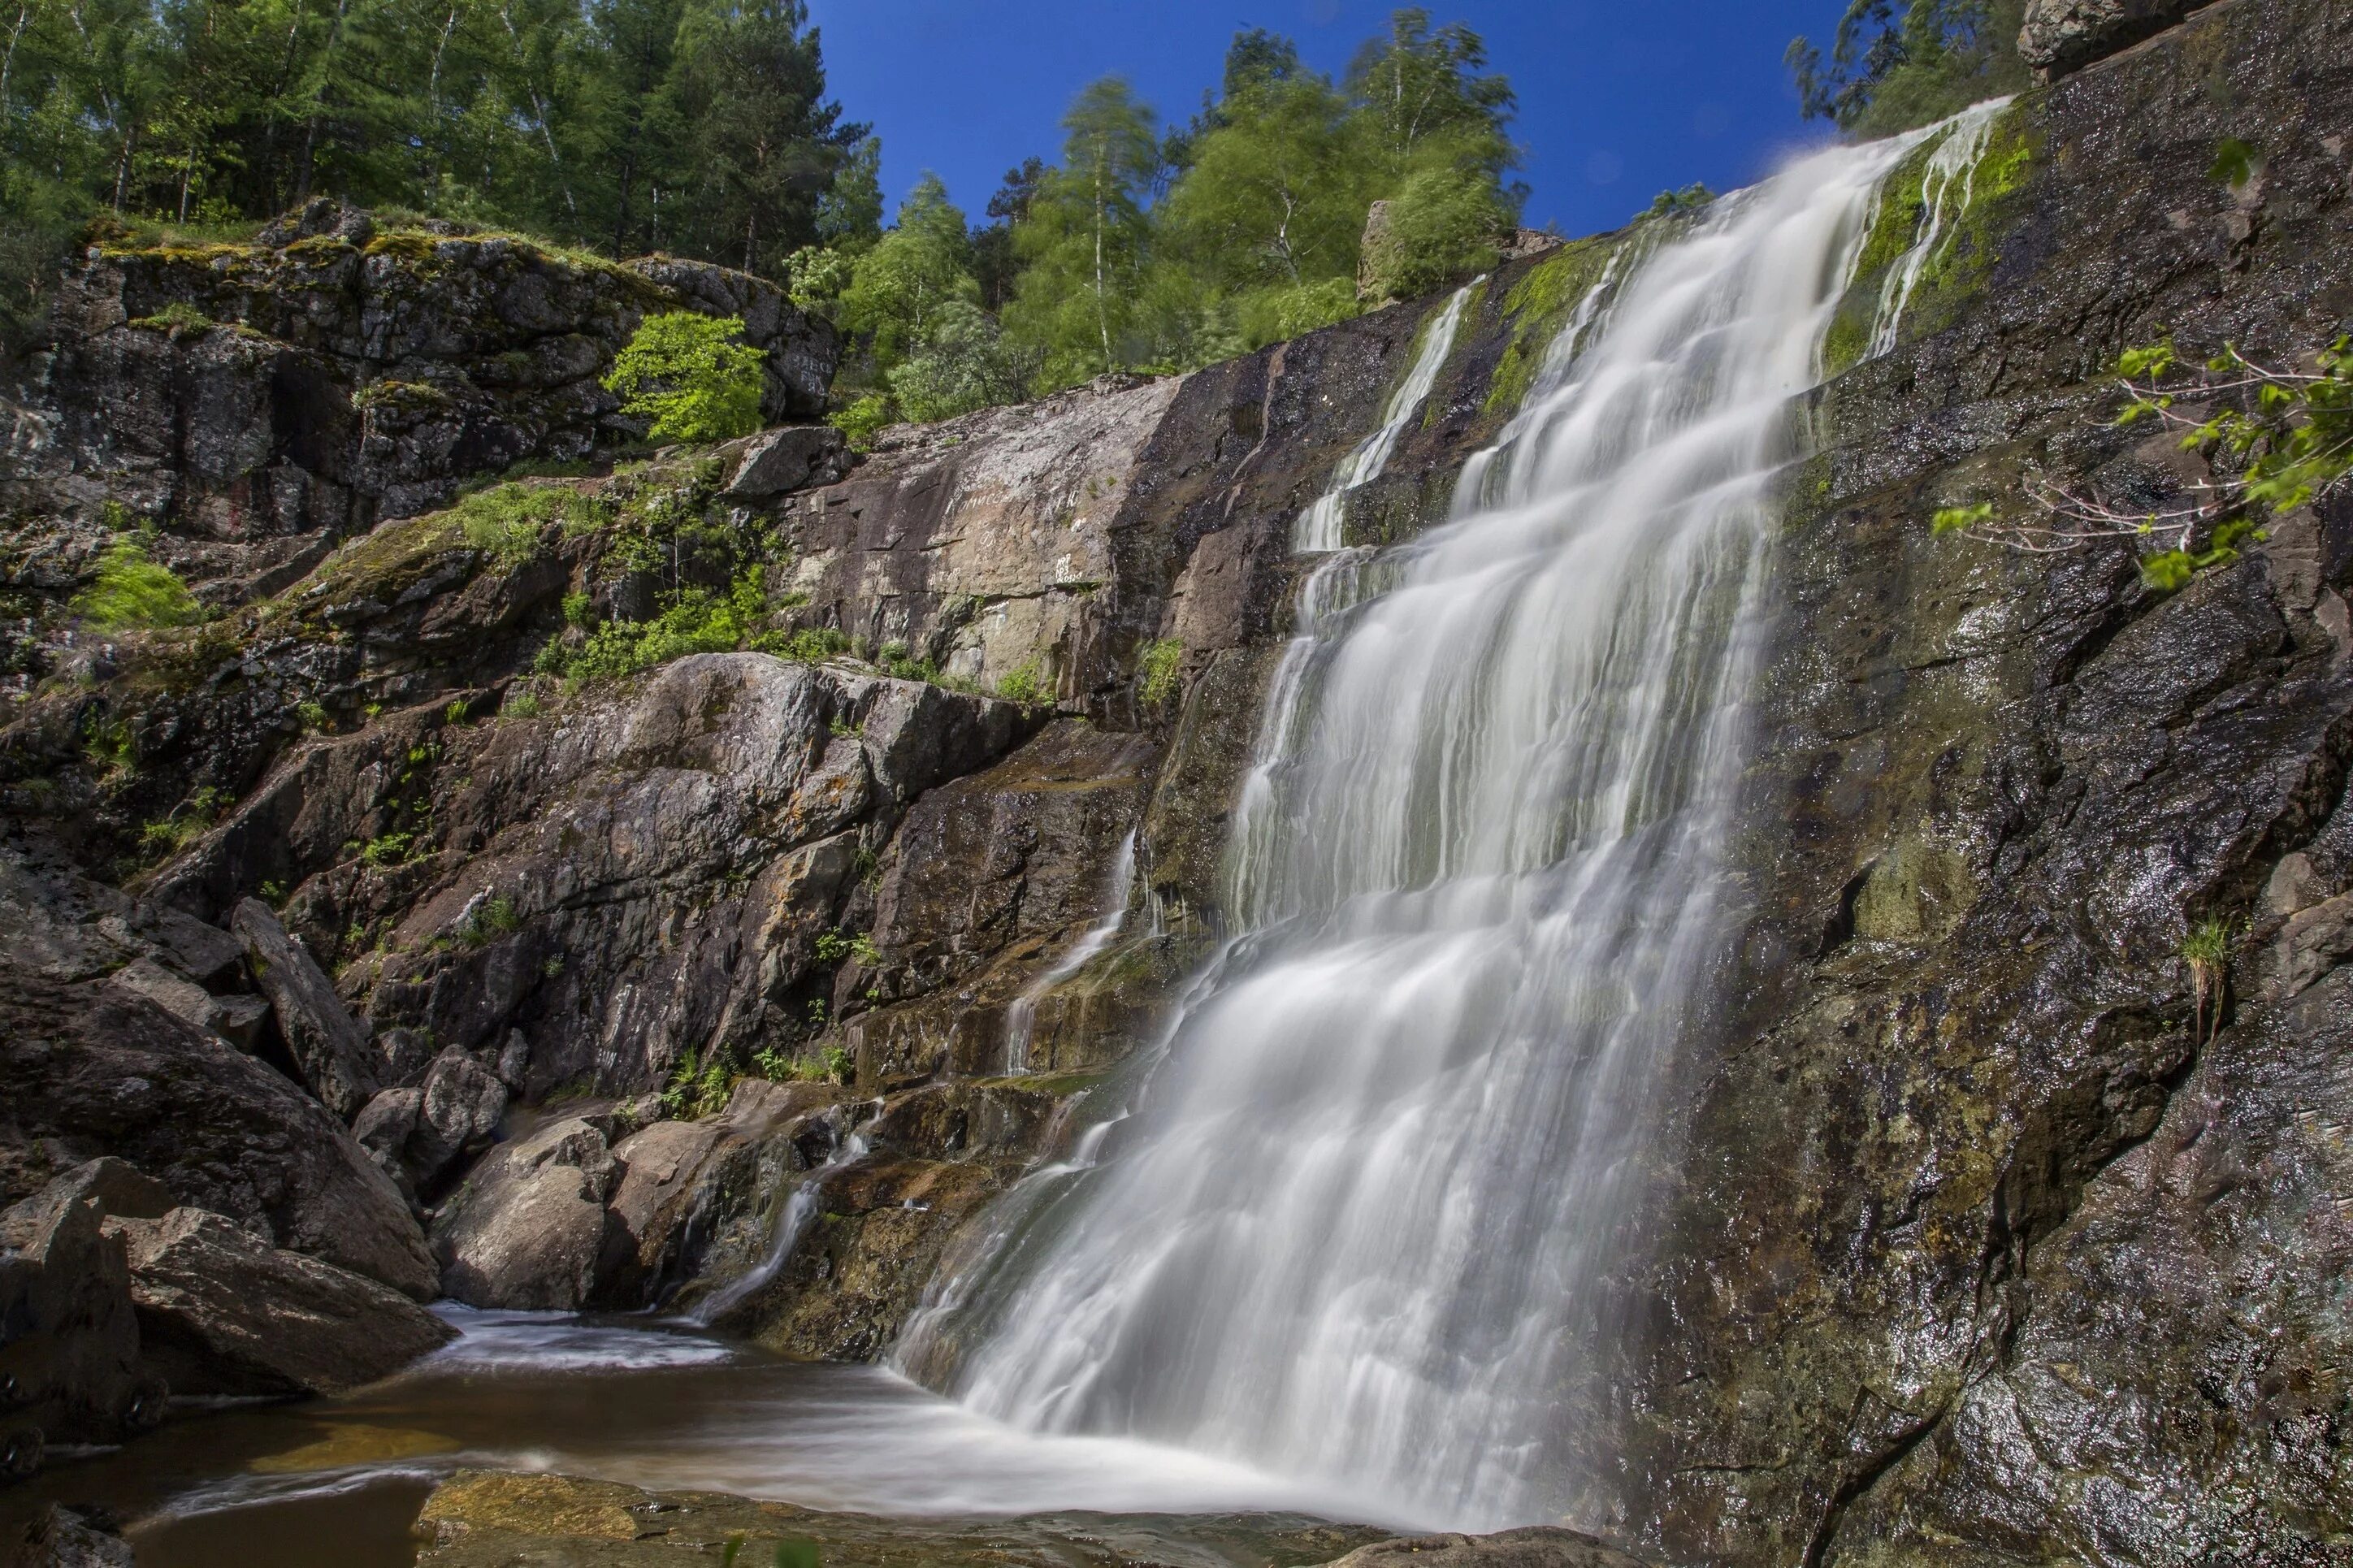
[2180,916,2234,1043]
[360,830,416,868]
[451,483,605,562]
[561,591,596,629]
[829,393,894,449]
[1361,148,1511,301]
[462,893,522,947]
[502,687,544,720]
[138,785,228,856]
[1788,0,2030,138]
[812,929,852,963]
[2208,137,2262,189]
[994,661,1049,706]
[842,175,978,363]
[540,568,772,684]
[603,313,766,442]
[444,698,471,725]
[889,301,1035,424]
[753,1043,851,1085]
[128,301,214,336]
[1138,638,1185,708]
[295,700,331,732]
[71,540,206,633]
[661,1047,734,1119]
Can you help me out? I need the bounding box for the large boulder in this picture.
[105,1206,456,1397]
[231,898,379,1119]
[0,969,438,1300]
[431,1118,621,1309]
[354,1047,509,1202]
[2016,0,2219,76]
[12,1505,136,1568]
[0,1163,160,1470]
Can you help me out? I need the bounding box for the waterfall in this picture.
[1294,281,1478,552]
[1003,830,1138,1073]
[1866,96,2012,355]
[904,128,1943,1531]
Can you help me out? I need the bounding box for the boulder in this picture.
[601,1118,732,1305]
[105,1206,456,1397]
[351,1088,425,1198]
[12,1505,136,1568]
[103,957,266,1048]
[0,969,438,1300]
[373,1026,436,1088]
[431,1118,621,1310]
[230,897,379,1119]
[1316,1530,1653,1568]
[2017,0,2218,76]
[722,425,848,500]
[412,1048,509,1192]
[0,1163,158,1460]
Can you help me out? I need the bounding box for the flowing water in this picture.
[1003,829,1139,1072]
[908,127,1944,1532]
[1293,281,1478,552]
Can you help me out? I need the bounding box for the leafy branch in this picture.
[1933,336,2353,591]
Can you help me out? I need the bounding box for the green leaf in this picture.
[2208,137,2260,189]
[1930,503,1992,535]
[2139,550,2194,592]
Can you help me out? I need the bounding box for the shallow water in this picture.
[0,1308,1401,1566]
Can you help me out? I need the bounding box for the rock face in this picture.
[0,968,437,1300]
[231,896,379,1118]
[431,1117,622,1309]
[11,1505,136,1568]
[106,1206,457,1397]
[2017,0,2218,76]
[0,1163,157,1462]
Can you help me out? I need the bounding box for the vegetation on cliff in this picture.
[1788,0,2032,136]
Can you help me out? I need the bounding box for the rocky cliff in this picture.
[2,0,2349,1561]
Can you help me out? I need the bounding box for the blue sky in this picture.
[804,2,1857,240]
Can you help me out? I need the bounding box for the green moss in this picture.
[72,539,207,632]
[127,301,214,336]
[1485,237,1615,417]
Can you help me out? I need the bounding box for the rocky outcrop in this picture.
[0,1163,158,1469]
[409,1469,1390,1566]
[0,966,436,1300]
[105,1206,456,1397]
[11,1505,135,1568]
[2017,0,2219,76]
[431,1116,622,1310]
[231,897,377,1118]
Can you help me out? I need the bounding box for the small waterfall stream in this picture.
[904,124,1949,1531]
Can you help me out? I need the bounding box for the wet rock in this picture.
[12,1505,136,1567]
[0,969,437,1300]
[2017,0,2218,77]
[0,1163,155,1459]
[105,1206,456,1397]
[600,1119,733,1306]
[431,1117,621,1310]
[410,1469,1390,1567]
[230,898,379,1119]
[1316,1531,1652,1568]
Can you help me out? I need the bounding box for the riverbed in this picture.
[1,1308,1407,1566]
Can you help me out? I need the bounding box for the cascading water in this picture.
[1003,830,1138,1072]
[1294,280,1477,552]
[899,123,1966,1531]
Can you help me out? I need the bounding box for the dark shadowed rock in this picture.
[0,970,436,1300]
[1317,1530,1653,1568]
[231,898,378,1119]
[12,1505,136,1568]
[2017,0,2218,76]
[106,1206,455,1397]
[410,1048,509,1193]
[0,1164,156,1463]
[351,1089,424,1199]
[431,1118,620,1310]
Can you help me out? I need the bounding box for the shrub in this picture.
[461,893,522,947]
[542,570,770,684]
[502,687,544,720]
[1362,149,1510,302]
[449,483,604,562]
[603,313,765,443]
[1137,637,1185,708]
[128,301,214,336]
[829,392,893,450]
[995,661,1048,706]
[360,831,415,868]
[71,540,206,632]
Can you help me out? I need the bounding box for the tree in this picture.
[1002,76,1161,384]
[972,156,1043,311]
[602,310,765,440]
[1788,0,2029,138]
[840,172,977,365]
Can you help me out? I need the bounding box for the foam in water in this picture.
[1293,282,1478,552]
[901,124,1942,1534]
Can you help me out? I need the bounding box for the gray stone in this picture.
[373,1025,435,1088]
[104,958,229,1040]
[231,897,379,1119]
[0,1164,155,1459]
[722,425,847,499]
[431,1118,619,1310]
[410,1047,508,1194]
[13,1505,136,1568]
[211,991,271,1050]
[105,1206,456,1397]
[2017,0,2218,76]
[352,1088,425,1197]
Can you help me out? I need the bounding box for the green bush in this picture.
[539,570,781,685]
[994,661,1048,706]
[1361,149,1510,303]
[128,301,214,336]
[603,313,766,443]
[1138,637,1185,707]
[829,392,894,450]
[450,483,606,561]
[71,540,206,632]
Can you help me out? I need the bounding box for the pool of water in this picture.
[0,1308,1407,1567]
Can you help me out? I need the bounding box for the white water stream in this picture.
[904,124,1952,1532]
[1294,281,1478,552]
